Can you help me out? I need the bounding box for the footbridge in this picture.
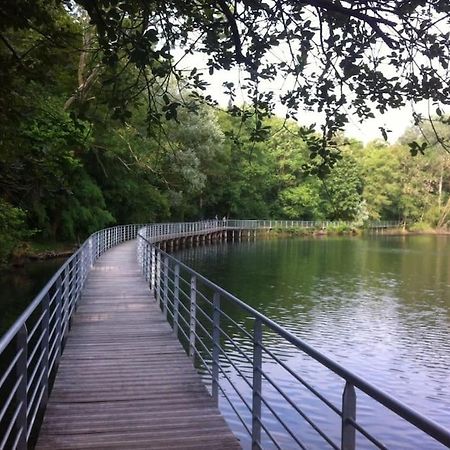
[0,220,448,450]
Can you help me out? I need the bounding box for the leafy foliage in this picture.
[0,200,29,264]
[1,2,450,264]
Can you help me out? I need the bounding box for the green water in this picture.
[177,234,450,449]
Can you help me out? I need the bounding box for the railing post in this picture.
[252,318,263,449]
[189,275,197,359]
[341,382,356,450]
[54,275,63,369]
[13,324,27,450]
[173,264,180,338]
[163,255,169,319]
[40,293,50,407]
[212,292,221,406]
[156,250,161,305]
[151,246,156,292]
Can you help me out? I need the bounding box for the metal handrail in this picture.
[0,218,415,450]
[137,224,450,450]
[0,224,141,449]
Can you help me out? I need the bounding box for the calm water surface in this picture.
[176,235,450,449]
[0,259,65,335]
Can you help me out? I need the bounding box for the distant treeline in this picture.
[1,7,449,264]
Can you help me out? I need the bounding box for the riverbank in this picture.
[264,225,450,238]
[10,240,75,266]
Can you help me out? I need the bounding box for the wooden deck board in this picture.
[36,240,240,450]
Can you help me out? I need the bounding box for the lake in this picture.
[0,259,65,335]
[176,234,450,449]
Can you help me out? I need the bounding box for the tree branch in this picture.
[297,0,397,48]
[0,33,23,64]
[215,0,255,67]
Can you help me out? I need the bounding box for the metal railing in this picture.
[0,224,141,449]
[137,224,450,450]
[0,218,427,450]
[225,219,401,230]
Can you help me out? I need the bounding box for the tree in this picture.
[3,1,449,154]
[321,152,363,220]
[399,119,450,226]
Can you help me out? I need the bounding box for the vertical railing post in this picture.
[143,243,147,279]
[40,293,50,408]
[252,318,263,449]
[189,275,197,359]
[54,275,63,370]
[151,246,156,292]
[212,292,221,406]
[173,264,180,338]
[163,255,169,319]
[156,250,161,305]
[341,382,356,450]
[61,264,69,341]
[13,324,28,450]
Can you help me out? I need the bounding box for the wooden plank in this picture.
[36,240,240,450]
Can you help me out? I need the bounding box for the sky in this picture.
[175,50,444,146]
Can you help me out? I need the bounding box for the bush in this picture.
[0,200,31,264]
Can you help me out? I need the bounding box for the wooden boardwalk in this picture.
[36,241,240,450]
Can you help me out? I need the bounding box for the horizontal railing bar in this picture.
[216,343,253,390]
[254,415,283,450]
[217,308,253,340]
[0,350,22,392]
[175,320,190,343]
[48,305,58,324]
[27,310,46,343]
[259,367,339,449]
[48,318,60,345]
[26,331,45,369]
[216,376,252,438]
[0,376,23,424]
[257,393,308,450]
[26,351,45,393]
[27,367,45,417]
[48,288,59,307]
[191,287,214,307]
[27,381,46,441]
[48,337,61,375]
[348,418,388,449]
[217,327,254,365]
[193,316,213,342]
[193,348,213,377]
[214,359,253,414]
[261,344,341,416]
[193,303,214,326]
[172,296,191,318]
[0,400,23,450]
[10,425,24,450]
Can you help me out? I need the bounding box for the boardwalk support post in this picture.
[342,382,356,450]
[252,318,263,449]
[212,292,221,405]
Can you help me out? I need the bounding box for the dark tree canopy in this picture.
[1,0,450,151]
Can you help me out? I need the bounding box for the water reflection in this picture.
[177,235,450,449]
[0,259,65,334]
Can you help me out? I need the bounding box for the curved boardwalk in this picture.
[36,241,240,450]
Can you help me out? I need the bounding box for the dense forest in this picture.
[1,2,450,264]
